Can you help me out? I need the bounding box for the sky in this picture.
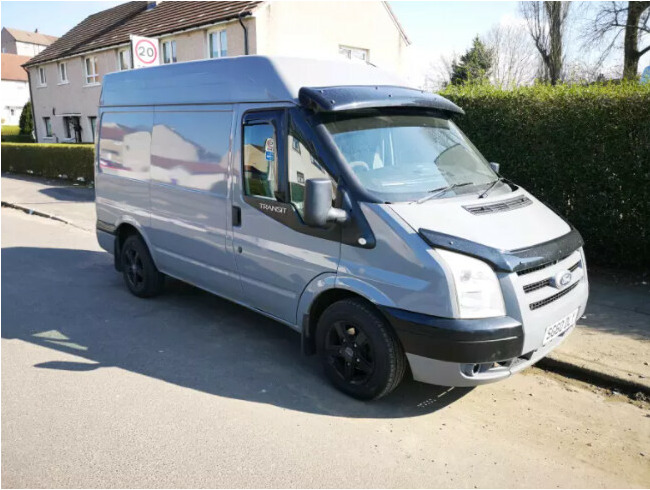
[1,1,648,83]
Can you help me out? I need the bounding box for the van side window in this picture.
[243,123,278,200]
[288,134,335,216]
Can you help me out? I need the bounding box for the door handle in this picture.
[232,206,241,227]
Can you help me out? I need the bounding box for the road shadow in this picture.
[579,302,650,341]
[1,246,472,419]
[38,186,94,203]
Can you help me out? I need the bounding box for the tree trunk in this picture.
[622,2,646,80]
[546,2,563,84]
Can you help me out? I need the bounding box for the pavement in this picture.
[2,206,649,488]
[1,173,96,232]
[2,172,649,394]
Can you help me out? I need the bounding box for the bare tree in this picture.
[483,23,537,87]
[585,2,650,80]
[423,53,458,91]
[520,1,572,84]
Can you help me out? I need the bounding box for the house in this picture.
[23,1,410,144]
[1,53,31,125]
[1,27,58,56]
[1,28,58,126]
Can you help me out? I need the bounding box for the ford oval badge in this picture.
[551,270,572,289]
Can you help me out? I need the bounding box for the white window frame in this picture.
[37,66,46,86]
[339,45,369,62]
[117,48,131,71]
[58,62,68,84]
[84,56,99,85]
[207,28,227,59]
[161,38,177,64]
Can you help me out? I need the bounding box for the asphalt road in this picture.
[2,207,649,488]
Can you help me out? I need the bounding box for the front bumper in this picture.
[382,307,524,364]
[381,279,588,387]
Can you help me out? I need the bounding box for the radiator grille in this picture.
[529,281,580,310]
[523,261,581,293]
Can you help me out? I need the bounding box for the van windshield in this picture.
[323,112,497,202]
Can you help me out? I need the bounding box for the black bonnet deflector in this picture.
[419,227,584,273]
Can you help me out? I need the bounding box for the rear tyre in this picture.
[120,234,165,298]
[316,298,406,400]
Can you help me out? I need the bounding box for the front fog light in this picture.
[436,249,506,319]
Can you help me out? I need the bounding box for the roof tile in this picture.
[24,1,262,67]
[4,27,58,46]
[1,53,31,81]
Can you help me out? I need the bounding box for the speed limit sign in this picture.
[131,35,160,68]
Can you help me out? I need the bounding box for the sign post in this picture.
[131,35,160,69]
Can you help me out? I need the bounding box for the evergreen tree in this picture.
[19,101,34,135]
[450,36,494,85]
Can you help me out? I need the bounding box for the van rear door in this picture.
[232,109,340,325]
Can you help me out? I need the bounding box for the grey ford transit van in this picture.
[95,56,588,400]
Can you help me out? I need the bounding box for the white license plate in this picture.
[543,308,579,345]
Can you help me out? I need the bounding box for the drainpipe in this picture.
[238,11,250,55]
[26,68,39,142]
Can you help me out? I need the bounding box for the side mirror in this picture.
[489,162,500,174]
[303,178,348,227]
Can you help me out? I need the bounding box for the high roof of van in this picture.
[100,56,408,107]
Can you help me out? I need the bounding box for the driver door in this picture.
[231,108,340,325]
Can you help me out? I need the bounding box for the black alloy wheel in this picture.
[120,234,165,298]
[316,298,406,400]
[324,321,375,385]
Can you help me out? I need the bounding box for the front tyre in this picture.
[120,234,165,298]
[316,298,406,400]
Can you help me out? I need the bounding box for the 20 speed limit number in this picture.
[135,39,158,65]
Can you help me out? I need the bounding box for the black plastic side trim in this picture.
[96,219,116,234]
[381,306,524,363]
[419,227,584,273]
[241,194,374,249]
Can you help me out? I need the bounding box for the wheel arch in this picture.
[298,275,398,355]
[113,219,156,271]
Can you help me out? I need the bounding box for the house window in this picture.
[208,30,227,58]
[291,136,301,154]
[43,117,52,137]
[84,56,99,84]
[339,45,369,62]
[89,116,97,142]
[58,62,68,83]
[162,40,177,64]
[38,67,46,85]
[117,48,131,70]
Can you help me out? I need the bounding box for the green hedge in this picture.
[1,143,95,182]
[441,82,650,270]
[1,125,20,136]
[1,134,35,143]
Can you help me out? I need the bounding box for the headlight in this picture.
[436,249,506,319]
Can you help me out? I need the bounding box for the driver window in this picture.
[243,123,278,199]
[288,134,335,216]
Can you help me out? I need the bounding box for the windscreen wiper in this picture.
[413,182,473,204]
[478,177,504,199]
